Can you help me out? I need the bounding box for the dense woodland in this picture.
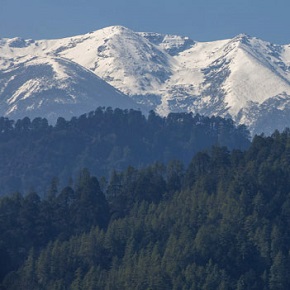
[1,130,290,289]
[0,107,250,195]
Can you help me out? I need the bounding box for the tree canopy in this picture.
[0,108,250,195]
[1,129,290,289]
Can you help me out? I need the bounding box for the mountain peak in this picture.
[234,33,251,40]
[229,33,253,47]
[8,37,34,48]
[220,33,257,56]
[97,25,134,36]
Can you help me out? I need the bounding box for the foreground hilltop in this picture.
[1,26,290,134]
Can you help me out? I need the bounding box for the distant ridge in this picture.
[1,26,290,134]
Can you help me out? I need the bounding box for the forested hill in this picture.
[0,107,250,195]
[1,130,290,289]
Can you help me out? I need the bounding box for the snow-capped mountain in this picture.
[0,37,140,122]
[1,26,290,134]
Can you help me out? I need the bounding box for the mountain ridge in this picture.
[1,26,290,134]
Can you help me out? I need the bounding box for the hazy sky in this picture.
[1,0,289,43]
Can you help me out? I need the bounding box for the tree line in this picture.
[0,107,250,195]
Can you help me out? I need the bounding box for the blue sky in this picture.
[1,0,289,43]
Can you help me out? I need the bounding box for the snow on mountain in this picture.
[1,26,290,134]
[0,53,138,122]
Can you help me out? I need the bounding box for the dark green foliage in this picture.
[3,130,290,289]
[73,169,110,232]
[0,172,109,284]
[0,108,250,195]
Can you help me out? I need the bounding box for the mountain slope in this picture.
[170,34,290,133]
[0,53,139,122]
[1,27,290,134]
